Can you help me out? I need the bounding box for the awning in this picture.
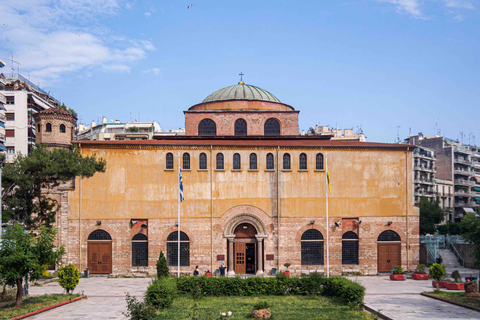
[475,176,480,183]
[0,144,6,152]
[463,208,475,213]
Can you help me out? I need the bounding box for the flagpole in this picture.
[178,153,181,278]
[326,152,330,278]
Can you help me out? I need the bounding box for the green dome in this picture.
[202,83,281,103]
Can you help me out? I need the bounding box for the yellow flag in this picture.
[326,164,331,193]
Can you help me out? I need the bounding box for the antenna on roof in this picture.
[7,55,20,77]
[396,126,401,143]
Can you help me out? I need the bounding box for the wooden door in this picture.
[235,243,246,274]
[377,243,401,272]
[88,242,112,274]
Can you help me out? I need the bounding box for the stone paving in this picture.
[349,276,480,320]
[23,275,480,319]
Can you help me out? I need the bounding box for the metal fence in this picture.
[420,235,445,265]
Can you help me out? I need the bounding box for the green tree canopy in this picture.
[2,145,106,229]
[419,197,444,235]
[461,212,480,265]
[0,223,64,308]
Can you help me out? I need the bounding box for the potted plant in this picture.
[205,269,211,277]
[446,270,464,290]
[390,265,407,280]
[412,264,429,280]
[252,301,271,319]
[429,263,446,290]
[464,279,480,297]
[283,263,291,277]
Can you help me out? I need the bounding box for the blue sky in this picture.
[0,0,479,143]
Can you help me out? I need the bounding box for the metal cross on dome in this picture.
[239,72,244,82]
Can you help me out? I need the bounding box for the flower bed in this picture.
[432,280,449,288]
[446,283,464,290]
[389,274,407,281]
[412,274,429,280]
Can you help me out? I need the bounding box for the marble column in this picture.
[255,234,267,276]
[227,237,235,277]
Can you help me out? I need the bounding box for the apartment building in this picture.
[77,116,162,141]
[305,125,367,141]
[0,74,60,162]
[435,178,454,223]
[405,134,480,222]
[413,146,436,204]
[0,62,6,153]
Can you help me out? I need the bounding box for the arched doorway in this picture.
[377,230,401,273]
[233,223,257,274]
[87,230,112,274]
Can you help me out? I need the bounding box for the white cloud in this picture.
[0,0,155,84]
[443,0,474,10]
[380,0,424,18]
[142,68,161,76]
[144,12,152,17]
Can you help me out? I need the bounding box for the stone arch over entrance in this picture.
[87,229,112,274]
[223,209,269,277]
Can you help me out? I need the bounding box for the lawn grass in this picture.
[156,295,374,320]
[427,291,480,309]
[0,294,81,320]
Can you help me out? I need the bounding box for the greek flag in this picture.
[179,168,184,202]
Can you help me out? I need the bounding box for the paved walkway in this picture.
[28,277,150,320]
[350,276,480,320]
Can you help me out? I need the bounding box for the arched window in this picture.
[378,230,401,242]
[46,123,52,132]
[342,232,359,265]
[132,233,148,267]
[299,153,307,170]
[235,119,247,136]
[266,153,274,170]
[183,153,190,170]
[316,153,324,170]
[283,153,291,170]
[37,124,41,133]
[216,153,224,170]
[60,124,66,133]
[87,229,112,240]
[199,153,207,170]
[166,153,174,170]
[167,231,190,267]
[249,153,257,170]
[233,153,241,170]
[198,119,216,136]
[264,118,280,136]
[301,229,324,265]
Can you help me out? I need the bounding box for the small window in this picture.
[249,153,257,170]
[299,153,307,170]
[87,229,112,240]
[5,129,14,138]
[216,153,224,170]
[283,153,291,170]
[266,153,274,170]
[37,124,41,132]
[6,96,14,105]
[46,123,52,132]
[316,153,324,170]
[264,118,280,135]
[199,153,207,170]
[233,153,241,170]
[235,119,247,136]
[132,233,148,267]
[6,113,14,121]
[60,124,66,133]
[301,229,324,266]
[166,153,174,170]
[6,146,14,154]
[377,230,401,242]
[167,231,190,267]
[342,232,359,265]
[183,153,190,170]
[198,119,217,136]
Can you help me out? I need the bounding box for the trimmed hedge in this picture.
[145,277,177,309]
[175,273,364,306]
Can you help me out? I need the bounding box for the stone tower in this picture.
[33,108,76,149]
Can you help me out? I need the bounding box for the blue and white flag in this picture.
[179,168,184,202]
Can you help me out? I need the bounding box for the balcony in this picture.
[0,133,5,142]
[0,76,5,87]
[454,146,471,155]
[454,169,474,176]
[473,161,480,169]
[0,93,6,105]
[454,191,475,197]
[455,201,476,208]
[455,179,475,187]
[454,157,470,165]
[414,178,435,185]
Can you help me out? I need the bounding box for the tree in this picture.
[419,197,444,235]
[0,223,64,308]
[2,145,106,229]
[59,103,77,119]
[461,212,480,265]
[156,251,169,279]
[57,264,80,294]
[429,263,446,291]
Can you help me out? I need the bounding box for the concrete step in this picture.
[438,248,480,280]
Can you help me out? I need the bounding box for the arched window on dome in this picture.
[198,119,216,136]
[60,124,66,133]
[264,118,280,136]
[234,119,247,136]
[46,123,52,132]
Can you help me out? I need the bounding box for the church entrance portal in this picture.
[233,223,257,274]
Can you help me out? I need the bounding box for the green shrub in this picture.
[57,264,80,294]
[146,277,177,309]
[156,251,169,279]
[416,264,426,274]
[429,263,446,290]
[321,277,365,307]
[124,293,157,320]
[253,301,270,310]
[451,270,462,283]
[392,265,404,274]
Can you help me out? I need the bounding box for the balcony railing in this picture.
[455,146,471,154]
[455,201,476,208]
[454,191,475,197]
[0,133,5,142]
[414,178,435,185]
[454,169,474,176]
[0,93,6,105]
[454,157,470,165]
[455,179,475,187]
